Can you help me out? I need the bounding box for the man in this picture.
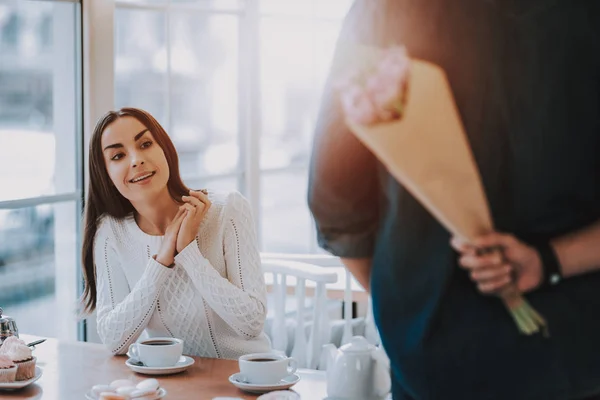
[308,0,600,399]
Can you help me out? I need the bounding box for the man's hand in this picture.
[451,233,544,294]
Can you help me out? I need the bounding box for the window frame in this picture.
[0,0,85,341]
[97,0,327,253]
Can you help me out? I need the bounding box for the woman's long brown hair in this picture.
[81,108,189,314]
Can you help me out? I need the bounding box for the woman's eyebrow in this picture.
[103,128,149,152]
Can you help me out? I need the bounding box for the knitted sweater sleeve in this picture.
[94,224,173,355]
[174,191,267,338]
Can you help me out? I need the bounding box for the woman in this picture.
[81,107,271,359]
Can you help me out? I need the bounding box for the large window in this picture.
[0,0,82,340]
[259,1,351,252]
[113,0,352,253]
[0,0,352,344]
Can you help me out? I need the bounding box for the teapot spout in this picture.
[319,343,337,371]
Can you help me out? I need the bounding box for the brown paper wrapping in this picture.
[340,53,547,335]
[346,60,493,243]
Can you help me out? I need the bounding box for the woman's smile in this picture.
[128,170,156,185]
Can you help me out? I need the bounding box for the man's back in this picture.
[309,0,600,398]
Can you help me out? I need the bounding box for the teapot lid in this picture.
[339,336,373,353]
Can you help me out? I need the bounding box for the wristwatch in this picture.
[533,241,562,287]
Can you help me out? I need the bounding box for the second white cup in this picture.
[238,353,298,385]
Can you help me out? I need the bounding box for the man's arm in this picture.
[452,219,600,294]
[341,257,372,293]
[308,0,387,273]
[553,219,600,278]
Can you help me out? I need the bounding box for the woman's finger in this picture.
[174,209,187,227]
[185,191,211,211]
[189,190,212,208]
[166,208,187,236]
[183,195,209,227]
[182,195,204,209]
[189,189,209,201]
[459,252,503,270]
[181,203,196,215]
[170,207,186,225]
[173,207,186,220]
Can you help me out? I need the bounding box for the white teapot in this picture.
[322,336,391,400]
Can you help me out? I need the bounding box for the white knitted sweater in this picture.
[94,190,272,359]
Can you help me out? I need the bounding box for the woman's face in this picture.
[101,116,170,204]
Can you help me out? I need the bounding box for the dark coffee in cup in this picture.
[239,353,298,384]
[128,337,184,367]
[143,340,176,346]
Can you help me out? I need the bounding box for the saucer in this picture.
[228,372,300,394]
[85,387,167,400]
[0,366,42,390]
[125,355,194,375]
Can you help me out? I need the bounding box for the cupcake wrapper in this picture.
[15,356,36,381]
[0,365,17,383]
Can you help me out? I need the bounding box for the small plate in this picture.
[257,391,300,400]
[228,373,300,394]
[85,387,167,400]
[323,396,389,400]
[125,355,194,375]
[0,366,42,390]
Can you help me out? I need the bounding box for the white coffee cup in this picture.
[238,353,298,385]
[127,337,183,367]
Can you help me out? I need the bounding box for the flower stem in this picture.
[509,299,548,336]
[487,246,549,336]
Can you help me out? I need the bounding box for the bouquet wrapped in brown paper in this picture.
[336,45,547,335]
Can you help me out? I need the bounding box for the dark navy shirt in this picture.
[308,1,600,399]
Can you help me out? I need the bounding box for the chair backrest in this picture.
[261,258,338,369]
[261,253,382,370]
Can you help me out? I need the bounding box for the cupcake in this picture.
[0,336,26,355]
[0,355,17,383]
[4,340,36,381]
